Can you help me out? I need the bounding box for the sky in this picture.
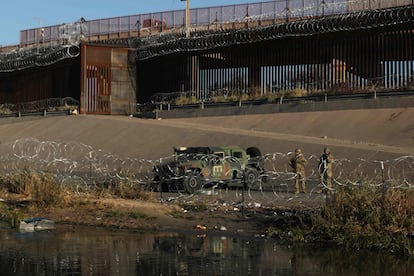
[0,0,263,46]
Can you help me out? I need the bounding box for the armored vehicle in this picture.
[152,146,265,194]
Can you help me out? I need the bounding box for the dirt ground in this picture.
[0,107,413,234]
[2,191,280,236]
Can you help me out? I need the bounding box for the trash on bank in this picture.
[194,224,207,230]
[214,225,227,231]
[200,190,218,196]
[19,218,55,232]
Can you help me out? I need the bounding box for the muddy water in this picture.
[0,225,413,275]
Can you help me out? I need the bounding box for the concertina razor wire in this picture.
[0,138,412,205]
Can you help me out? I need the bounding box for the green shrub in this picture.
[0,203,24,228]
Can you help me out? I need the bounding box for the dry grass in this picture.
[174,95,198,106]
[0,171,154,227]
[173,88,309,105]
[0,170,62,207]
[278,88,308,98]
[265,183,414,255]
[0,106,14,115]
[2,170,414,255]
[95,178,154,201]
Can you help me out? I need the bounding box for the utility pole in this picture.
[181,0,190,38]
[34,17,43,54]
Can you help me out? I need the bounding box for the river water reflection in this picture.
[0,225,413,275]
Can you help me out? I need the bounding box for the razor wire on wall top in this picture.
[18,0,413,46]
[135,5,414,61]
[0,138,413,201]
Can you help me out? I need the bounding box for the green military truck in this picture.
[152,145,265,194]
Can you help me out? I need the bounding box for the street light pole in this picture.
[186,0,190,37]
[181,0,190,38]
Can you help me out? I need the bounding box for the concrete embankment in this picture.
[0,107,412,161]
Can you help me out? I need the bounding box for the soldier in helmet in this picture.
[290,148,308,193]
[318,147,334,193]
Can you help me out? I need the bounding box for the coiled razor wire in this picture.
[135,5,414,61]
[0,4,412,71]
[0,138,413,206]
[0,44,80,73]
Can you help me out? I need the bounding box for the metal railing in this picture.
[19,0,413,46]
[135,90,414,115]
[145,71,414,103]
[0,97,79,118]
[139,75,414,114]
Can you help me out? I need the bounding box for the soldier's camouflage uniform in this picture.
[290,149,308,193]
[319,147,334,193]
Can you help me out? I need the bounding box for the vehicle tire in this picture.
[244,168,259,189]
[184,173,202,194]
[246,147,262,158]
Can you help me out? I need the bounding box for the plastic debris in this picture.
[20,218,55,232]
[194,224,207,230]
[214,225,227,231]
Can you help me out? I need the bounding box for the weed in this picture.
[169,211,185,219]
[0,203,25,228]
[174,95,198,106]
[128,212,155,220]
[278,88,308,98]
[97,178,153,201]
[0,171,62,208]
[266,185,414,255]
[313,186,414,255]
[106,210,123,218]
[179,202,209,212]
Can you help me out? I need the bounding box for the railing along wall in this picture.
[19,0,413,46]
[134,4,414,103]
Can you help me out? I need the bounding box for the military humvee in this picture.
[152,146,265,194]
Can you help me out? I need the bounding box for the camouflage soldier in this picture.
[290,148,308,193]
[318,147,334,193]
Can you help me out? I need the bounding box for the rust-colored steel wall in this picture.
[81,44,111,114]
[0,59,80,104]
[110,49,136,115]
[137,24,414,103]
[81,44,136,114]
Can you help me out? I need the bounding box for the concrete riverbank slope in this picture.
[0,107,412,161]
